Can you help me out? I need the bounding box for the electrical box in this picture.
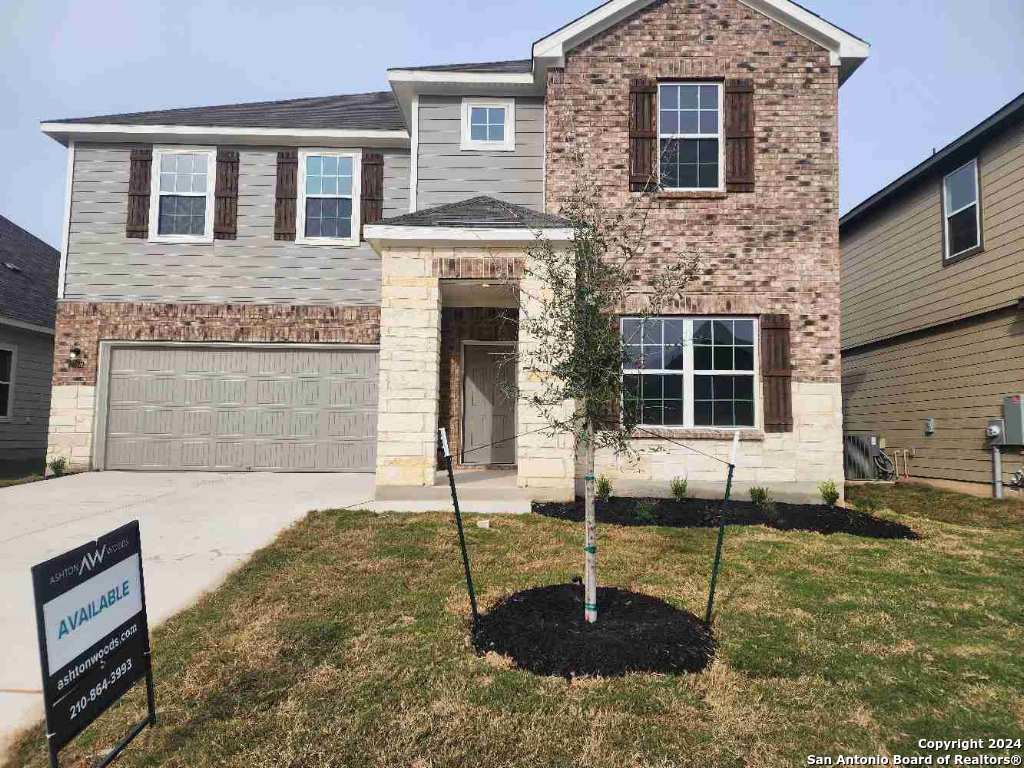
[1005,395,1024,445]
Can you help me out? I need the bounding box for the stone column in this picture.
[375,246,442,488]
[515,269,575,501]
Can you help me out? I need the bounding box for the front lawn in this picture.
[6,484,1023,767]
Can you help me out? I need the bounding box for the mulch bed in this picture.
[534,497,919,540]
[472,583,714,678]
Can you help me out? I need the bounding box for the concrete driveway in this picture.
[0,471,374,756]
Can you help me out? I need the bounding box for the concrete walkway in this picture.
[0,471,374,758]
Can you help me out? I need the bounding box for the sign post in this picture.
[31,521,156,768]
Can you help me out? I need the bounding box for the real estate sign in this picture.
[31,520,156,766]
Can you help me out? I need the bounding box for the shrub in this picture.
[596,475,612,503]
[818,480,840,507]
[670,476,688,501]
[635,499,656,524]
[749,486,775,515]
[48,456,68,477]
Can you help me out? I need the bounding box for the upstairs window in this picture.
[658,82,723,191]
[297,151,360,245]
[0,346,13,419]
[151,147,215,241]
[461,98,515,151]
[621,317,756,428]
[943,158,982,261]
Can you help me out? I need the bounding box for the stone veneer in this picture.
[543,0,846,497]
[47,301,380,470]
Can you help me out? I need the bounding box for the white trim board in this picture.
[0,342,16,422]
[363,225,574,244]
[40,122,410,148]
[57,139,75,300]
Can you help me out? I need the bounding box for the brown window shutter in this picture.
[214,149,239,240]
[126,148,152,238]
[628,78,658,192]
[361,152,384,235]
[274,150,298,241]
[760,314,793,433]
[725,79,755,193]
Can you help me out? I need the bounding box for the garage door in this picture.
[99,345,378,471]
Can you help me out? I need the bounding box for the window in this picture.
[943,158,982,261]
[297,150,361,245]
[621,317,756,428]
[0,346,13,420]
[151,147,215,241]
[658,82,723,190]
[461,98,515,151]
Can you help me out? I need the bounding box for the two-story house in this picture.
[41,0,868,503]
[841,92,1024,491]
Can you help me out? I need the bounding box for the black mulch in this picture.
[533,497,919,540]
[472,583,714,678]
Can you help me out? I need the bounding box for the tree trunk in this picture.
[584,417,598,623]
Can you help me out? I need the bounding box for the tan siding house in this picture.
[840,93,1024,487]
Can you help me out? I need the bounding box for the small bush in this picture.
[48,456,68,477]
[635,499,656,524]
[818,480,840,507]
[670,476,688,501]
[749,486,775,515]
[596,475,612,503]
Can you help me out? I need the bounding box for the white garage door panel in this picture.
[101,346,378,472]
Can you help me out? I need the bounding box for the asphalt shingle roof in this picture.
[0,215,60,329]
[379,196,569,229]
[389,59,533,74]
[48,91,406,132]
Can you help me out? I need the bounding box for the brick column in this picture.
[515,268,575,501]
[375,246,442,488]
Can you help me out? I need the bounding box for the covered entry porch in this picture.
[363,196,576,505]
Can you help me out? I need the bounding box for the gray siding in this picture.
[0,325,54,466]
[65,143,412,305]
[416,96,544,211]
[841,120,1024,350]
[842,308,1024,485]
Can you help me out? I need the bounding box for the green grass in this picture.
[6,484,1024,768]
[848,481,1024,530]
[0,473,43,488]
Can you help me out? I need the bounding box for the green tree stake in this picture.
[705,432,740,626]
[439,428,479,624]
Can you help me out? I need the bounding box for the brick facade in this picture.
[438,308,518,467]
[544,0,841,384]
[52,302,380,386]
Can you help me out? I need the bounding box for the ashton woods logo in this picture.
[48,537,131,586]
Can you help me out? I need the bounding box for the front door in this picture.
[462,344,516,465]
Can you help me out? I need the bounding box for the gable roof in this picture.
[391,59,533,74]
[0,215,60,330]
[46,90,404,131]
[532,0,869,83]
[379,196,569,229]
[841,90,1024,233]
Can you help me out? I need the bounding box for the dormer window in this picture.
[461,98,515,151]
[150,146,216,242]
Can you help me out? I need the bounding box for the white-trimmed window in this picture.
[0,345,14,420]
[460,98,515,151]
[621,317,757,428]
[658,82,723,191]
[943,158,982,261]
[150,146,216,242]
[297,150,361,245]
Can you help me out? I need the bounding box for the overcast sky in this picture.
[1,0,1022,247]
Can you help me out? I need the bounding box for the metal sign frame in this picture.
[31,520,156,768]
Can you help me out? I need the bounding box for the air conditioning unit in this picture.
[844,434,881,480]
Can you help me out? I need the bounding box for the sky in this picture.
[0,0,1022,248]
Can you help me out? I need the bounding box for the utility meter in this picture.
[987,419,1006,445]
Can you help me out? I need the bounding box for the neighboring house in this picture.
[0,215,59,473]
[841,92,1024,487]
[40,0,868,502]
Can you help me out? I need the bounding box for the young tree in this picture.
[516,142,700,623]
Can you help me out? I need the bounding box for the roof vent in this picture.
[3,262,23,273]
